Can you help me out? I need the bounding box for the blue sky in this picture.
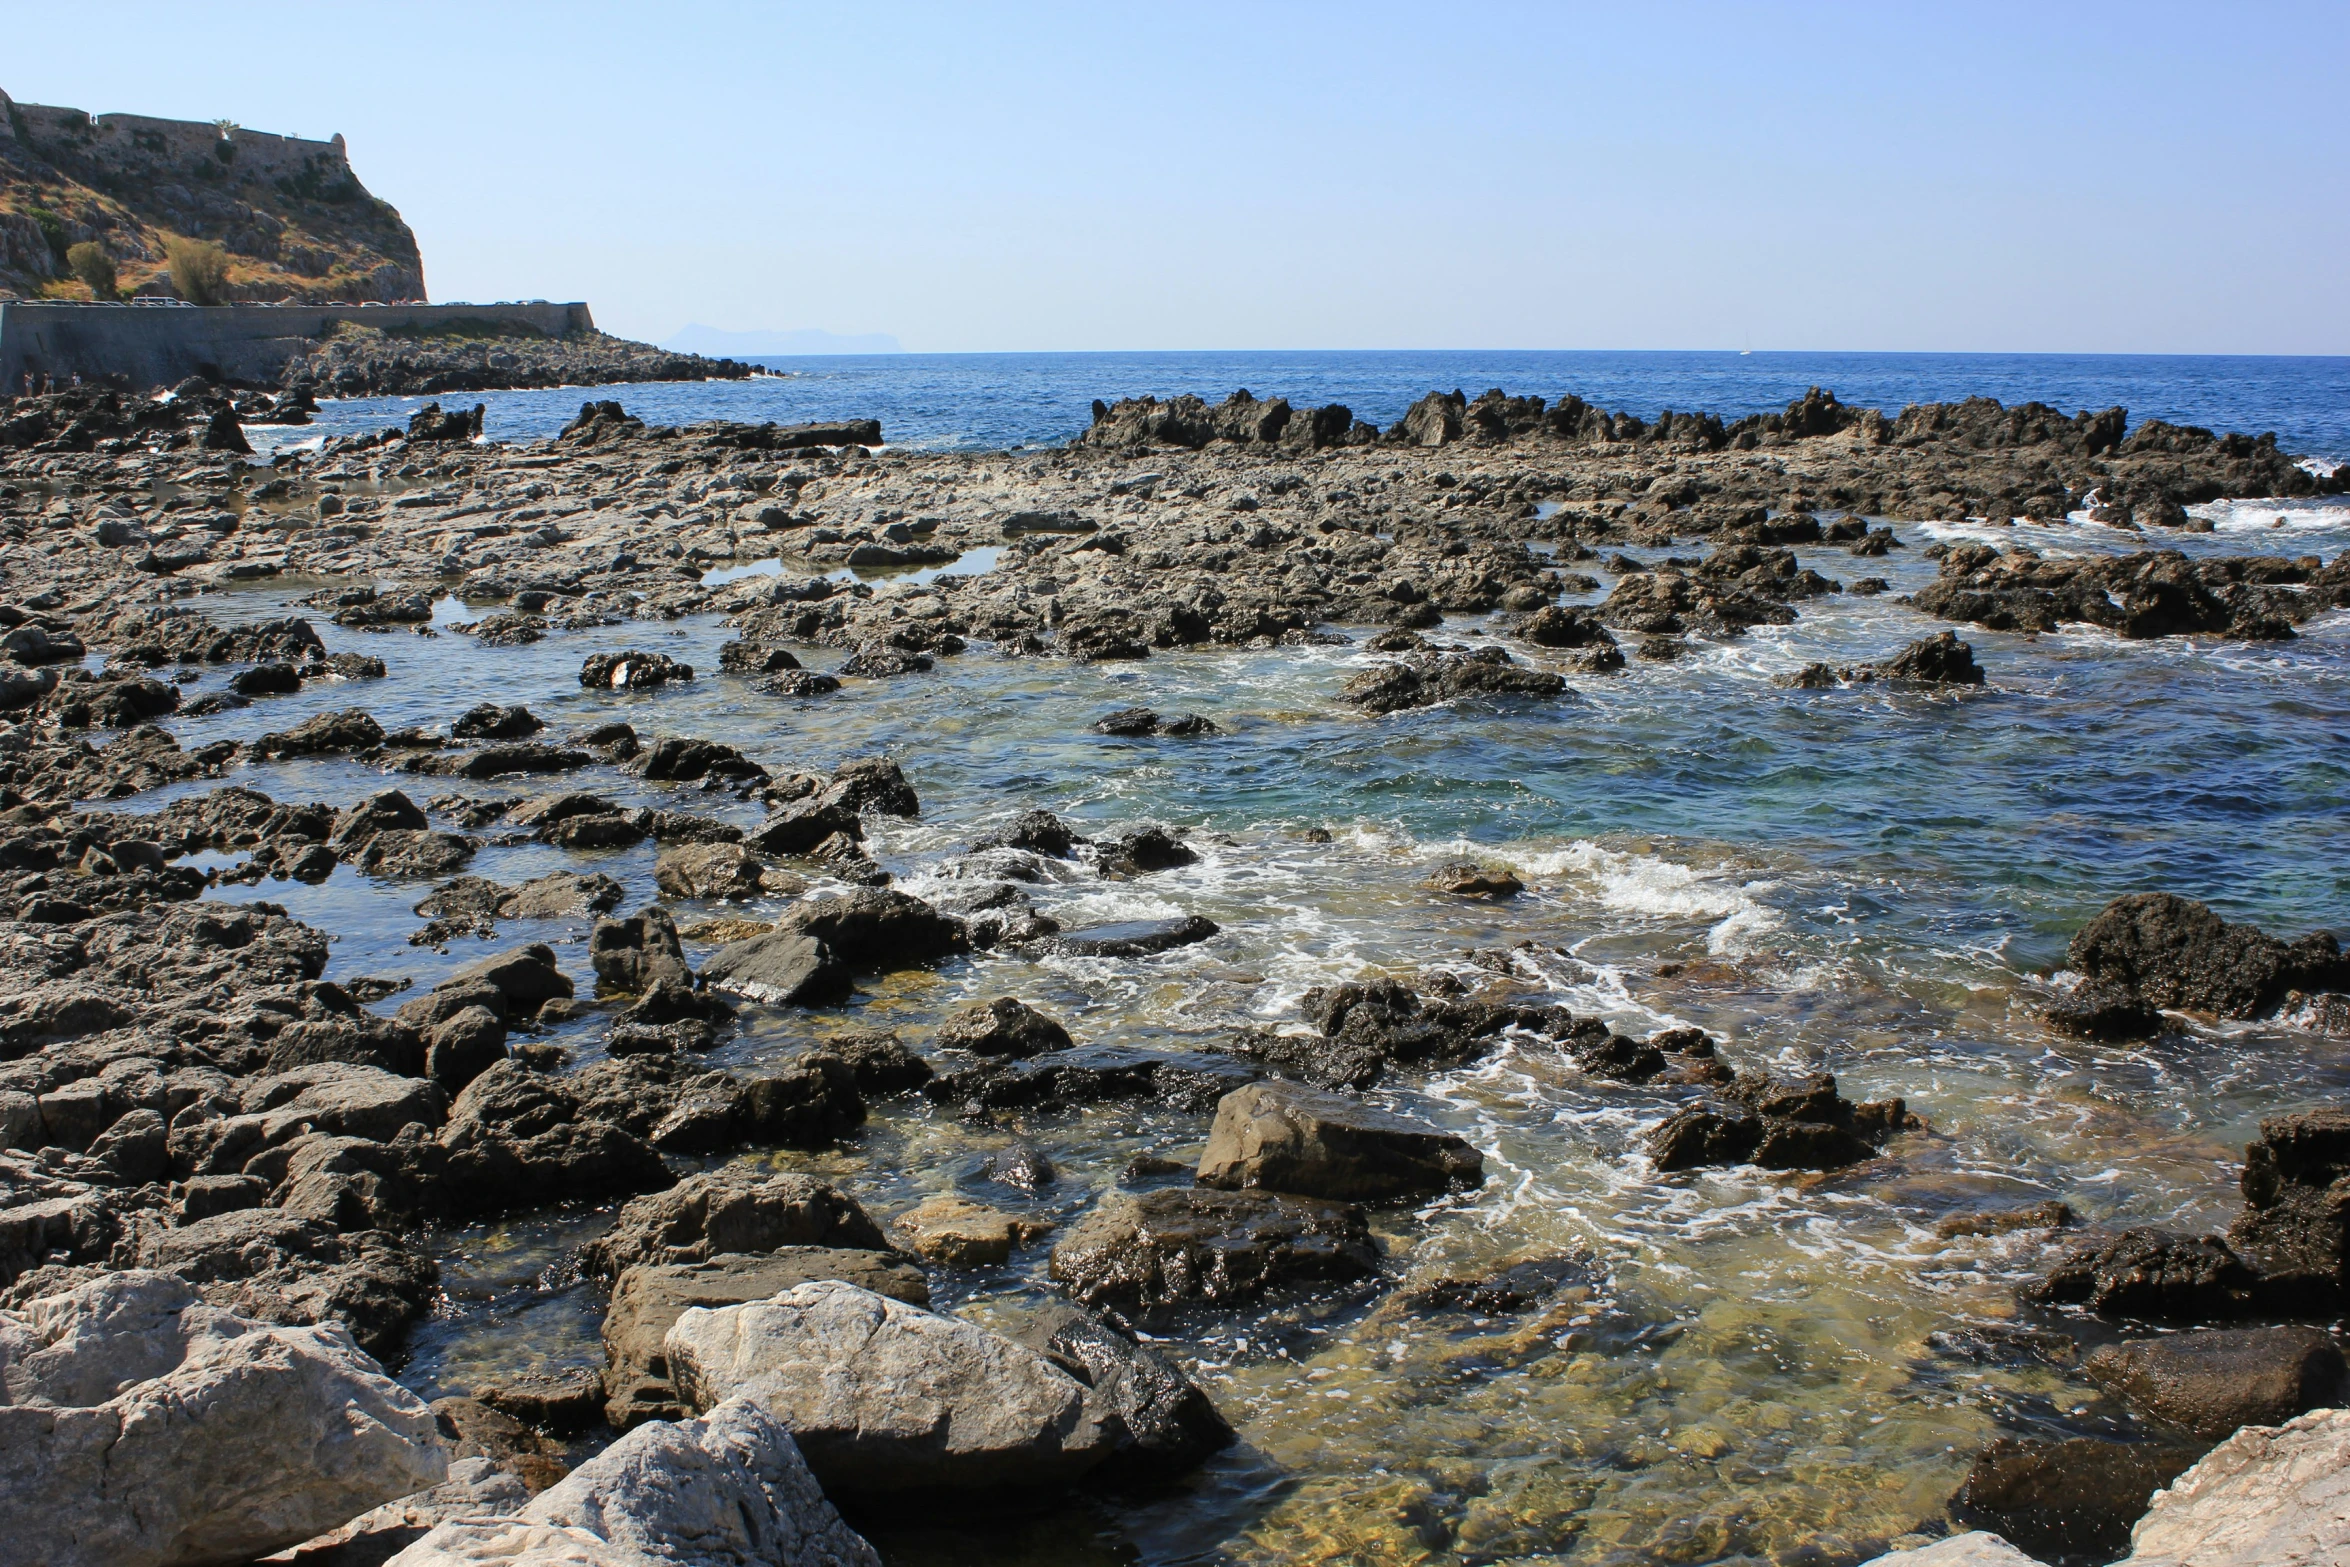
[11,1,2344,353]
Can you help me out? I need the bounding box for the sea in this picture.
[260,348,2350,462]
[186,350,2350,1564]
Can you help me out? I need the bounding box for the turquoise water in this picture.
[117,488,2350,1565]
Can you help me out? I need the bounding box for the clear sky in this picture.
[10,1,2345,354]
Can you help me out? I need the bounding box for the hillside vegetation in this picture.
[0,87,424,303]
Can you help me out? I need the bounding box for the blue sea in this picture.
[270,348,2350,460]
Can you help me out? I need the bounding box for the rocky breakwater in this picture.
[287,326,759,399]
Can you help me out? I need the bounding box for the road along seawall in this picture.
[0,300,594,390]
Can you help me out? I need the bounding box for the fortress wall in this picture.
[0,300,595,390]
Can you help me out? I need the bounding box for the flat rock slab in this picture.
[700,930,852,1006]
[1196,1078,1484,1201]
[1030,916,1219,958]
[665,1279,1119,1497]
[1049,1186,1380,1307]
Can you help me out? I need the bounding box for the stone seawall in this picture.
[0,300,594,390]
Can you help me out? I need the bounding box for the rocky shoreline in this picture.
[282,327,757,400]
[0,382,2346,1566]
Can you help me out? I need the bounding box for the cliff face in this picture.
[0,89,426,304]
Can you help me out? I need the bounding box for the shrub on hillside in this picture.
[165,236,230,305]
[66,241,117,300]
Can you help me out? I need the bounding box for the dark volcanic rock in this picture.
[1647,1071,1916,1172]
[1880,630,1986,685]
[1913,543,2343,642]
[579,650,694,691]
[1341,650,1567,714]
[1015,1302,1236,1484]
[2228,1108,2350,1309]
[2064,892,2349,1023]
[2026,1228,2263,1320]
[1029,916,1218,958]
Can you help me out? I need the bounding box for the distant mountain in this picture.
[663,324,903,356]
[0,87,425,303]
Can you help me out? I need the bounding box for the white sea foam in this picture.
[1515,839,1785,954]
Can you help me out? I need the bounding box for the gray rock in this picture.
[700,930,852,1006]
[386,1396,878,1567]
[602,1250,930,1428]
[1196,1079,1485,1201]
[2127,1407,2350,1566]
[935,996,1072,1058]
[424,1006,507,1096]
[775,888,967,972]
[666,1280,1121,1497]
[656,841,803,902]
[2087,1325,2345,1441]
[589,907,693,993]
[436,944,574,1016]
[0,1271,445,1567]
[1050,1186,1380,1306]
[500,872,626,920]
[580,1167,888,1278]
[1857,1535,2040,1565]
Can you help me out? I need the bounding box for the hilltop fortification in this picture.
[0,88,424,303]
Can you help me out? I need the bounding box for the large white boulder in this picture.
[0,1269,446,1567]
[664,1279,1119,1497]
[2126,1406,2350,1567]
[387,1396,877,1567]
[1859,1531,2040,1563]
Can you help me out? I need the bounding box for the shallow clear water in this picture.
[111,494,2350,1565]
[255,348,2350,461]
